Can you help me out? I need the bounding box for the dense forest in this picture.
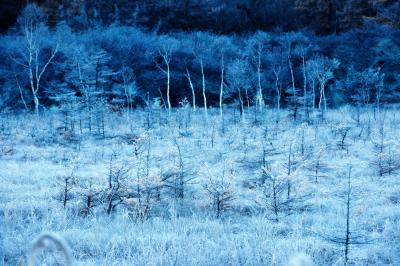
[0,1,399,113]
[1,0,400,34]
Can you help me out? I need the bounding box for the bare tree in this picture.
[58,154,79,208]
[246,32,269,110]
[226,58,252,121]
[319,166,371,264]
[185,68,196,112]
[256,166,289,222]
[60,174,75,209]
[283,34,298,119]
[307,55,340,112]
[371,138,400,177]
[202,162,235,218]
[294,43,312,118]
[156,36,177,114]
[267,47,286,112]
[306,148,328,183]
[105,153,130,215]
[77,178,103,217]
[210,35,234,118]
[305,59,318,109]
[192,32,215,118]
[334,123,352,151]
[16,4,59,115]
[120,65,138,113]
[219,52,225,116]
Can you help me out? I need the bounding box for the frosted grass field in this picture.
[0,107,399,265]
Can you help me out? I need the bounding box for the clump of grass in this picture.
[27,233,72,266]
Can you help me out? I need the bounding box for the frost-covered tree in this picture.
[62,33,113,133]
[256,166,288,221]
[15,3,59,115]
[119,65,138,113]
[156,35,178,114]
[283,33,299,118]
[191,32,214,118]
[306,55,340,111]
[226,58,253,121]
[213,35,234,117]
[266,47,287,112]
[245,32,270,110]
[293,39,314,117]
[201,162,235,218]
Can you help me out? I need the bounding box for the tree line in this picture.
[0,3,399,115]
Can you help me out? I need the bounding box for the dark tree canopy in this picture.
[1,0,399,34]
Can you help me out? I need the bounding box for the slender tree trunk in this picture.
[28,50,38,115]
[287,143,292,200]
[238,88,245,121]
[63,178,68,208]
[186,69,196,112]
[219,54,224,117]
[376,87,381,115]
[15,74,29,111]
[312,79,316,109]
[289,58,296,98]
[319,85,324,109]
[319,81,327,111]
[245,87,250,110]
[302,55,307,114]
[122,75,130,114]
[288,56,297,119]
[272,178,278,222]
[95,60,100,94]
[345,166,352,264]
[200,58,207,117]
[257,51,263,109]
[274,75,280,112]
[33,90,39,116]
[166,63,171,114]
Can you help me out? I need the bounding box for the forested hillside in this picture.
[0,2,399,113]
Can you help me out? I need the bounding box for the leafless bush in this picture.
[371,144,400,176]
[201,163,235,218]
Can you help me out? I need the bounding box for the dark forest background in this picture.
[1,0,399,34]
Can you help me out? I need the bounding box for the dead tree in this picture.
[185,68,196,112]
[371,122,400,176]
[163,139,195,201]
[58,156,79,208]
[256,167,289,222]
[261,138,280,172]
[335,124,352,151]
[202,163,235,218]
[105,162,129,215]
[306,149,329,183]
[371,145,400,176]
[256,164,311,222]
[60,174,74,209]
[318,166,371,264]
[77,178,103,217]
[156,37,177,115]
[16,4,59,115]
